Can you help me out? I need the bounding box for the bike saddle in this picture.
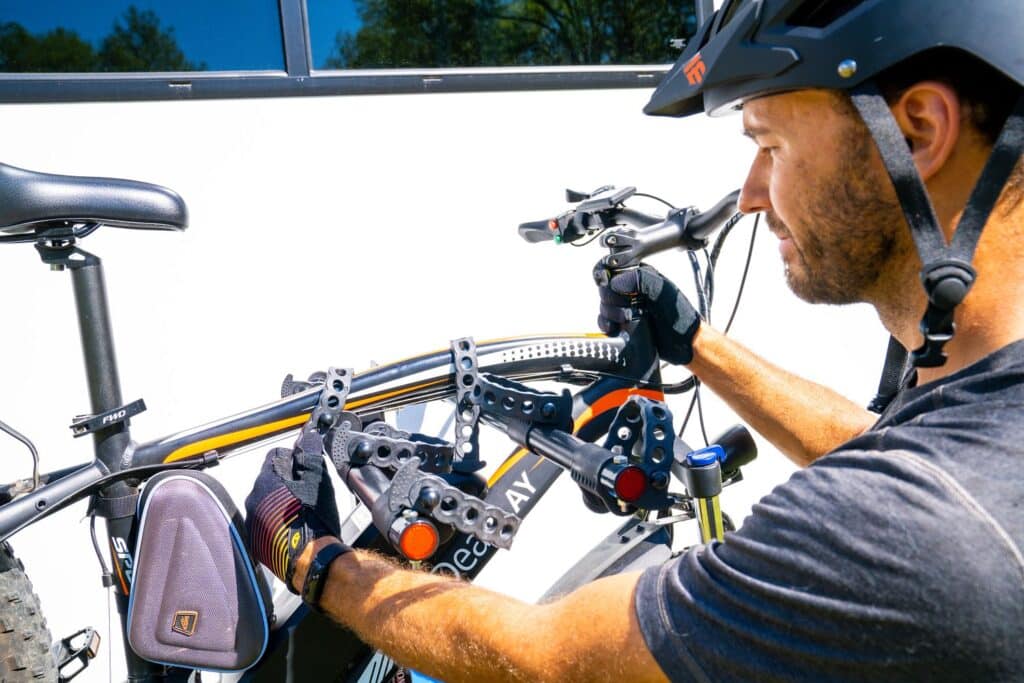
[0,162,188,235]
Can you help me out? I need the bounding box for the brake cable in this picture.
[676,212,760,439]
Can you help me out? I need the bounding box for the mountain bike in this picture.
[0,163,756,682]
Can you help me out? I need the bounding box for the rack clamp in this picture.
[381,457,520,550]
[327,417,455,475]
[472,373,574,432]
[70,399,146,438]
[310,367,353,432]
[451,338,485,473]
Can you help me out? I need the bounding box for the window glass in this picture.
[308,1,698,70]
[0,1,284,72]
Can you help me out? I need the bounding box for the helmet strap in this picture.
[851,81,1024,369]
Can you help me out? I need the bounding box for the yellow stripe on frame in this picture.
[163,414,310,463]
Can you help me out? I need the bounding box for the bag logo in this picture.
[172,610,199,637]
[684,52,706,86]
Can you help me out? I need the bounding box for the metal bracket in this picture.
[310,367,352,432]
[450,338,484,472]
[280,369,327,398]
[603,397,675,469]
[472,373,573,431]
[600,397,678,509]
[387,458,519,550]
[70,399,146,437]
[327,417,454,475]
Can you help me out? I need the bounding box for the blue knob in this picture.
[687,445,725,467]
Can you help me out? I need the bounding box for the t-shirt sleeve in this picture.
[633,450,1024,682]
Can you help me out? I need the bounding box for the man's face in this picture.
[739,90,906,304]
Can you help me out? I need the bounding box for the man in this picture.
[247,1,1024,680]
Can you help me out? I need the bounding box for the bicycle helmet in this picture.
[647,0,1024,372]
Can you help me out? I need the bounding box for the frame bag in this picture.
[127,470,272,672]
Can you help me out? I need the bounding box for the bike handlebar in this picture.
[517,187,741,266]
[686,190,742,243]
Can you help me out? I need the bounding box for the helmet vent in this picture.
[787,0,867,28]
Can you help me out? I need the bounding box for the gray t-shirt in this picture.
[635,340,1024,682]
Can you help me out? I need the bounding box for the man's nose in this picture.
[738,154,770,215]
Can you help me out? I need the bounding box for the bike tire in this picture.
[0,543,56,682]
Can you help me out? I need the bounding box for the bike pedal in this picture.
[53,627,100,682]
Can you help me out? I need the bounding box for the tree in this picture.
[0,6,204,74]
[97,6,203,72]
[0,22,96,72]
[324,0,696,69]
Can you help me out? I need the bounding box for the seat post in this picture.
[36,239,164,680]
[35,240,131,472]
[71,259,129,449]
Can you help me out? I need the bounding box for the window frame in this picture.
[0,0,675,103]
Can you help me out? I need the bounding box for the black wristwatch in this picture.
[300,541,349,613]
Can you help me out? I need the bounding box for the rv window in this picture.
[307,1,698,71]
[0,0,284,72]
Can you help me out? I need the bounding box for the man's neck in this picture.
[873,203,1024,386]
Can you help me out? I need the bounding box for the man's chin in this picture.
[785,271,860,305]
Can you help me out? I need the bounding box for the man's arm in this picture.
[687,324,876,466]
[294,538,669,683]
[598,266,875,467]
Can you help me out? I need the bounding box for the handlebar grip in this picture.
[518,219,556,243]
[685,189,741,242]
[338,461,389,511]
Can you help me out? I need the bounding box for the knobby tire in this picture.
[0,543,56,682]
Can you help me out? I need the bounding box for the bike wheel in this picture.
[0,543,57,681]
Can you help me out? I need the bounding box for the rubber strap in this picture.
[851,84,1024,368]
[301,541,349,612]
[952,94,1024,258]
[88,491,140,520]
[867,335,908,414]
[850,82,947,263]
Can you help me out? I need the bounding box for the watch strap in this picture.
[301,541,349,613]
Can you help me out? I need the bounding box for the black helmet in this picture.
[646,0,1024,118]
[647,0,1024,378]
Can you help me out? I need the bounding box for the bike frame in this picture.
[0,243,668,681]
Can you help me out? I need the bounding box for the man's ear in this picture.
[890,81,962,181]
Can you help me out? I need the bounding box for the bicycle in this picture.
[0,163,756,682]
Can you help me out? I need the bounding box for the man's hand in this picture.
[597,264,701,365]
[245,437,345,592]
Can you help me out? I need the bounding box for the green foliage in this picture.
[325,0,697,69]
[98,7,202,72]
[0,5,203,73]
[0,23,96,72]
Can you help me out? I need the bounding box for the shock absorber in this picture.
[682,445,725,543]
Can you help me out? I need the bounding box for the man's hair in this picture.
[873,47,1024,212]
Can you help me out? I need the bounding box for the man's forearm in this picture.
[292,538,666,683]
[687,324,876,466]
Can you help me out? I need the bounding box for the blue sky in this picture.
[0,1,364,70]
